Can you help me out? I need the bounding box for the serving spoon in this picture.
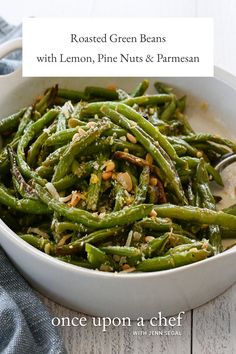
[213,153,236,246]
[215,153,236,174]
[213,152,236,210]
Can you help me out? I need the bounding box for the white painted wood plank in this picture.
[89,0,196,17]
[1,0,95,25]
[2,0,196,25]
[41,296,191,354]
[196,0,236,76]
[192,2,236,352]
[192,283,236,354]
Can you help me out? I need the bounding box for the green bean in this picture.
[136,249,210,272]
[1,82,234,273]
[36,165,54,179]
[80,95,172,117]
[134,166,150,205]
[122,94,172,106]
[112,140,146,157]
[193,181,201,208]
[53,174,79,191]
[45,126,126,148]
[136,217,183,234]
[45,128,78,147]
[172,144,187,156]
[181,156,223,186]
[176,96,186,113]
[186,183,195,206]
[191,142,229,156]
[149,117,169,131]
[57,88,87,101]
[20,234,55,254]
[56,227,123,255]
[220,228,236,238]
[166,120,185,135]
[85,86,119,100]
[206,164,223,186]
[86,155,104,211]
[224,203,236,216]
[17,109,59,184]
[131,80,149,97]
[0,108,26,134]
[27,125,56,167]
[196,158,222,253]
[101,105,187,205]
[0,136,21,174]
[174,111,194,135]
[154,204,236,230]
[35,86,58,114]
[143,234,170,257]
[154,81,173,94]
[54,221,90,234]
[115,103,185,165]
[81,227,123,245]
[0,183,49,214]
[166,240,212,255]
[181,134,236,152]
[57,256,93,269]
[160,97,176,121]
[86,244,112,269]
[35,182,153,228]
[15,106,33,138]
[80,138,111,156]
[196,159,216,210]
[168,233,196,247]
[57,101,73,132]
[101,246,141,257]
[168,137,199,157]
[8,146,38,200]
[41,145,67,167]
[71,160,94,178]
[113,181,128,211]
[32,111,41,121]
[104,127,127,137]
[52,119,111,182]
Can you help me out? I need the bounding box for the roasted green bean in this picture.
[0,80,235,273]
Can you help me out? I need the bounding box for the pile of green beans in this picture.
[1,81,236,272]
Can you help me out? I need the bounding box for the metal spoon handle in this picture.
[215,153,236,173]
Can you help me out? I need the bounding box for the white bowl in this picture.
[0,39,236,319]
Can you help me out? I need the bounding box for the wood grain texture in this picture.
[192,283,236,354]
[89,0,196,17]
[1,0,95,24]
[41,296,191,354]
[196,0,236,76]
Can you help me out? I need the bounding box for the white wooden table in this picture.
[2,0,236,352]
[40,283,236,353]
